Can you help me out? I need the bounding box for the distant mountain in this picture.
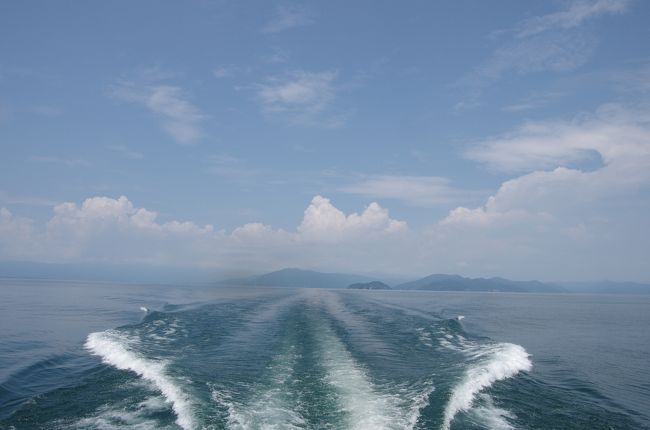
[396,274,566,293]
[557,281,650,295]
[223,268,377,289]
[347,281,391,290]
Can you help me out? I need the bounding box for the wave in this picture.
[441,342,532,430]
[84,330,194,430]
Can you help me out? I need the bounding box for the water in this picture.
[1,280,649,429]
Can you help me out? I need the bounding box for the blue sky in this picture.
[1,0,650,281]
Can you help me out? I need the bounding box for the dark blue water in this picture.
[1,280,648,429]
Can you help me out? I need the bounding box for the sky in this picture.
[1,0,650,282]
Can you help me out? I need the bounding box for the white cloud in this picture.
[465,104,650,174]
[442,104,650,231]
[459,0,630,103]
[1,186,649,280]
[48,195,213,235]
[298,195,407,241]
[110,81,204,145]
[261,5,313,34]
[516,0,629,38]
[502,91,564,113]
[3,101,650,281]
[0,195,406,269]
[258,70,336,112]
[432,103,650,280]
[440,200,540,227]
[341,175,475,207]
[256,70,345,127]
[42,196,216,263]
[472,32,594,84]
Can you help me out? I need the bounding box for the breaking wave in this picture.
[84,330,195,430]
[442,341,532,430]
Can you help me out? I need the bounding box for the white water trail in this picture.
[307,290,434,429]
[214,343,306,430]
[441,342,531,430]
[316,318,429,430]
[85,330,195,430]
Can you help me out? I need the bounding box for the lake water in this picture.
[1,279,648,429]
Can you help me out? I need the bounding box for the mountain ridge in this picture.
[222,268,377,289]
[396,274,566,293]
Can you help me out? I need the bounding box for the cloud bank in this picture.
[0,195,408,273]
[2,104,649,281]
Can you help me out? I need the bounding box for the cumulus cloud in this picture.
[442,104,650,239]
[465,104,650,174]
[440,201,540,227]
[434,127,648,274]
[110,81,204,144]
[0,195,406,270]
[298,195,407,241]
[3,103,650,281]
[430,103,650,280]
[44,196,215,262]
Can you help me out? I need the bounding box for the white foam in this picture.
[404,381,435,429]
[85,330,195,430]
[214,344,306,430]
[441,342,531,430]
[469,395,515,430]
[317,320,427,430]
[416,328,434,347]
[71,395,172,430]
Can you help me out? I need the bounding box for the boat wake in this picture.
[80,293,530,430]
[441,337,532,430]
[85,330,195,430]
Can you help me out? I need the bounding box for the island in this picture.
[347,281,392,290]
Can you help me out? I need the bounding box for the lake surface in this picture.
[1,279,649,429]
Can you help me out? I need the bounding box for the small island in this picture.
[347,281,391,290]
